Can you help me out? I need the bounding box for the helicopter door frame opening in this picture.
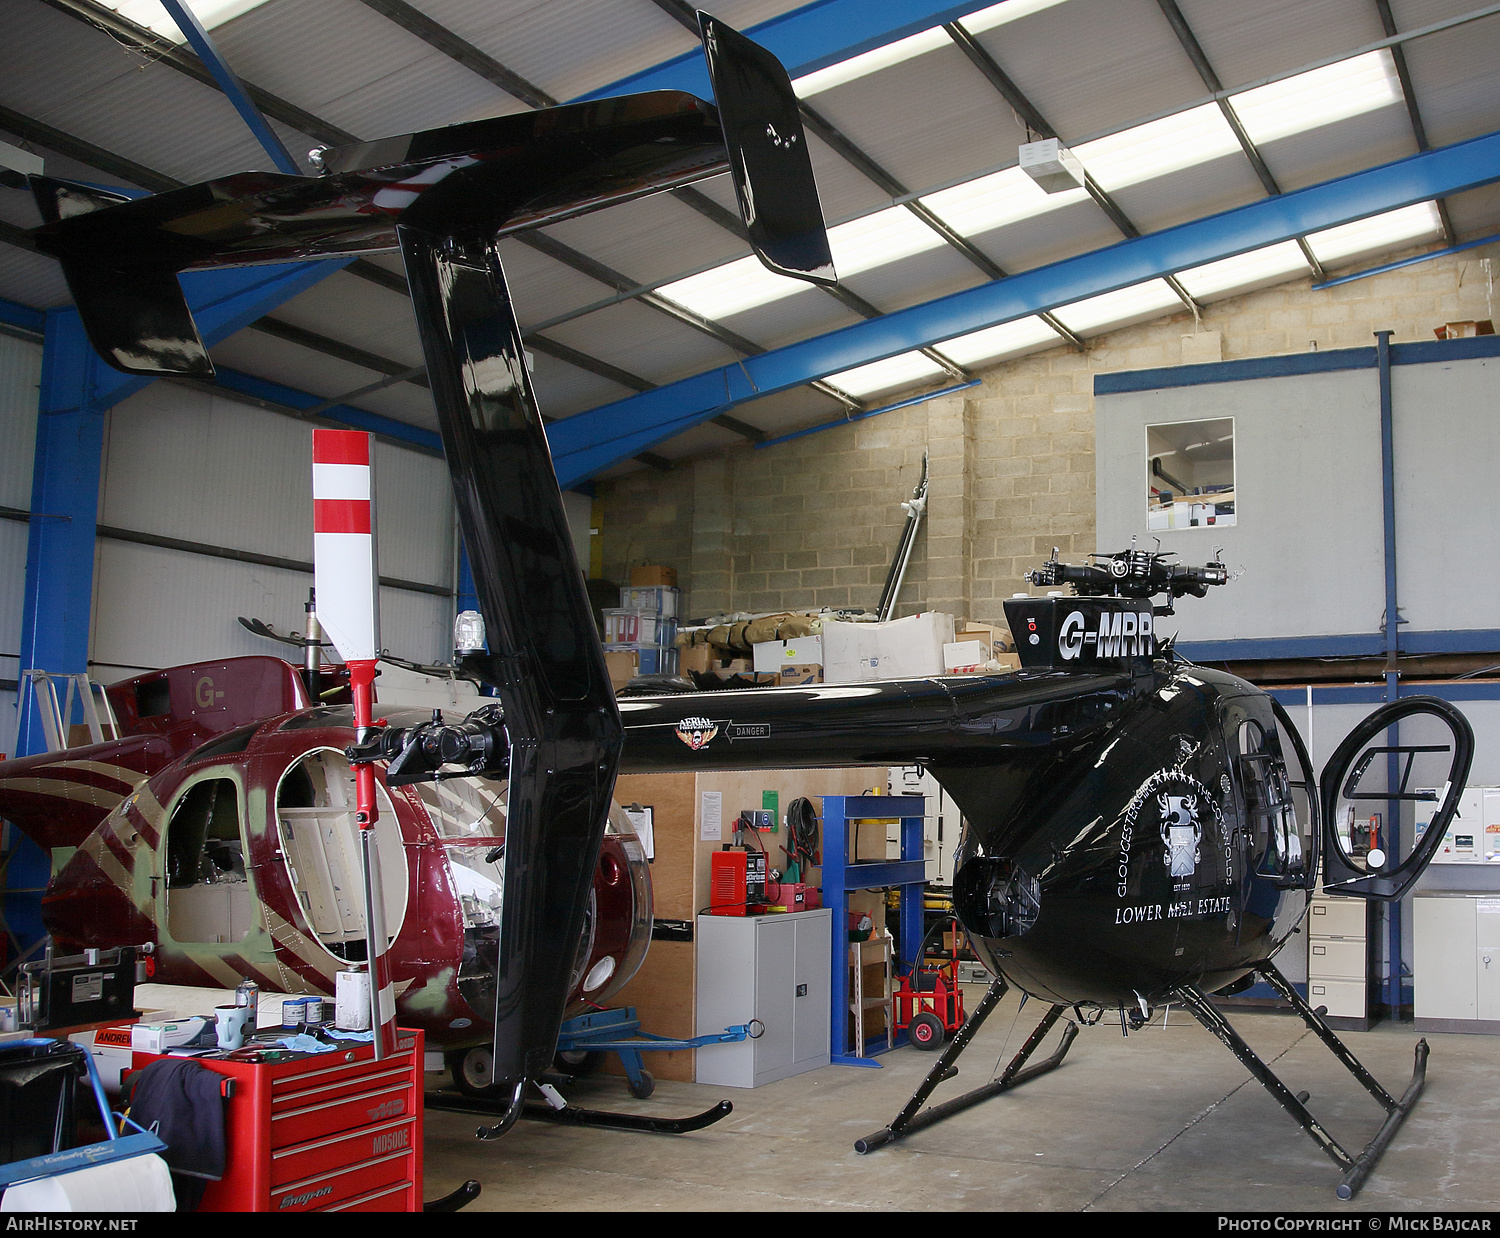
[161,770,254,948]
[274,747,408,962]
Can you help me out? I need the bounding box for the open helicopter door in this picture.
[1318,696,1474,900]
[310,428,398,1057]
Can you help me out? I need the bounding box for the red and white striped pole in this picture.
[312,429,397,1058]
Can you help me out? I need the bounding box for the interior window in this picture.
[1147,417,1236,529]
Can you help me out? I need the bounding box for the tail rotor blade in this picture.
[312,429,380,664]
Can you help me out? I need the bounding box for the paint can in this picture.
[336,967,371,1031]
[282,998,305,1028]
[302,996,324,1025]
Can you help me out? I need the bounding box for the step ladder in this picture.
[23,670,120,754]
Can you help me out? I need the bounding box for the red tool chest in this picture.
[131,1029,424,1212]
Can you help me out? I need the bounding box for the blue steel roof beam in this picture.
[1152,0,1327,282]
[157,0,302,174]
[545,128,1500,487]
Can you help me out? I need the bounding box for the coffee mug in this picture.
[215,1003,254,1050]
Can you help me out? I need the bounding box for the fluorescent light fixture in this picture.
[659,206,946,320]
[936,316,1060,366]
[792,26,950,97]
[921,166,1086,236]
[825,352,947,398]
[656,256,809,321]
[828,207,948,277]
[1305,202,1443,265]
[100,1,272,41]
[962,0,1073,35]
[1072,104,1241,193]
[1229,50,1402,145]
[791,0,1070,97]
[1052,280,1182,334]
[1175,241,1310,300]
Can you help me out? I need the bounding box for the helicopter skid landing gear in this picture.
[1176,962,1427,1200]
[855,978,1078,1153]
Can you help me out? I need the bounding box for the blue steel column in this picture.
[1376,330,1403,1014]
[5,309,126,950]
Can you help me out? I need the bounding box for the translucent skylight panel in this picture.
[827,208,948,277]
[921,166,1087,236]
[1304,202,1443,264]
[656,256,808,321]
[1229,50,1403,146]
[791,0,1070,96]
[936,317,1060,366]
[962,0,1073,35]
[1175,241,1310,299]
[1051,280,1182,333]
[1072,104,1241,193]
[792,27,950,97]
[100,0,272,41]
[824,352,948,398]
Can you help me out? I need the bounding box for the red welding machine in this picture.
[710,847,766,915]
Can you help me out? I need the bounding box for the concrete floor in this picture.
[421,989,1500,1212]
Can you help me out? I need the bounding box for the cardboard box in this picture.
[752,636,823,672]
[942,640,989,673]
[956,622,1014,657]
[1434,320,1494,339]
[777,664,822,687]
[604,649,637,690]
[822,612,954,683]
[678,643,715,675]
[630,564,677,587]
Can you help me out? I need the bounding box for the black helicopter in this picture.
[27,9,1472,1200]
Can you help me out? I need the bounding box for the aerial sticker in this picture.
[675,716,719,750]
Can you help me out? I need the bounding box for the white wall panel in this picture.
[0,335,39,759]
[92,387,454,681]
[1393,356,1500,633]
[371,440,453,590]
[91,540,313,678]
[101,383,315,560]
[1098,351,1500,646]
[0,333,40,509]
[1097,367,1386,642]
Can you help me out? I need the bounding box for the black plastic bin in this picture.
[0,1039,85,1163]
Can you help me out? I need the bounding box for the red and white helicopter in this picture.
[0,430,652,1091]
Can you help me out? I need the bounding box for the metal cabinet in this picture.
[694,909,831,1087]
[1306,883,1375,1030]
[1414,893,1500,1033]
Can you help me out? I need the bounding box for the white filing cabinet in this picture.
[1306,882,1374,1030]
[694,909,831,1087]
[1414,892,1500,1033]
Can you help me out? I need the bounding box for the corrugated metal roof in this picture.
[0,0,1497,476]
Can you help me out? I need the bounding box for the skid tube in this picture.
[1175,961,1428,1200]
[425,1086,734,1136]
[855,977,1078,1153]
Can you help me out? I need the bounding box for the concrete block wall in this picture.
[594,247,1498,625]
